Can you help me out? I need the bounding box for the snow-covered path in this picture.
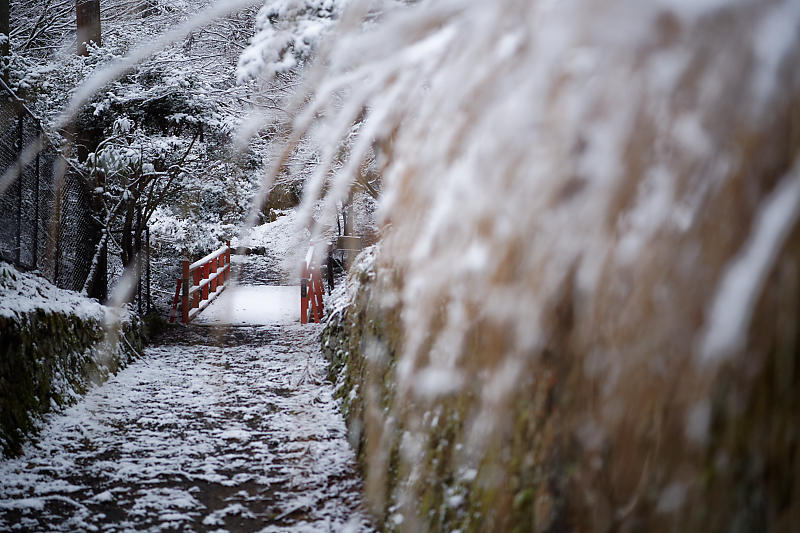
[0,255,371,532]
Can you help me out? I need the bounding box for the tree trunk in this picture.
[134,208,143,312]
[76,0,101,56]
[86,240,107,302]
[343,190,354,236]
[121,201,135,269]
[1,0,10,83]
[85,168,107,302]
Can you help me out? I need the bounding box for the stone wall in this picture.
[0,265,144,458]
[323,242,800,532]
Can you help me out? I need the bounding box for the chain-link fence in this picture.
[108,226,152,315]
[0,80,98,294]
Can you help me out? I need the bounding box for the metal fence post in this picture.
[135,208,142,315]
[32,151,39,267]
[15,110,22,263]
[146,226,151,314]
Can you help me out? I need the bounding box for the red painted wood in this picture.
[301,244,326,324]
[192,269,201,309]
[181,259,190,324]
[169,278,182,323]
[172,243,231,325]
[225,241,231,282]
[313,272,324,320]
[301,264,309,324]
[202,263,209,301]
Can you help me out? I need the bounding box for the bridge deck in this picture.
[194,285,299,326]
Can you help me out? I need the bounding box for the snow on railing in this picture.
[300,243,325,324]
[169,241,231,324]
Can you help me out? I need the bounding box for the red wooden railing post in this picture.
[311,270,321,323]
[202,263,209,301]
[225,241,231,283]
[300,264,309,324]
[170,243,230,325]
[211,256,218,293]
[192,268,201,309]
[181,259,190,324]
[300,243,326,324]
[169,279,181,323]
[313,267,324,320]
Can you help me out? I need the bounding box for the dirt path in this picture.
[0,256,371,532]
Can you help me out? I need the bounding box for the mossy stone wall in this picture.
[323,246,800,532]
[0,309,143,458]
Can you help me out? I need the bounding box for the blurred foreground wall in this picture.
[318,0,800,531]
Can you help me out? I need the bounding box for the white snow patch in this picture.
[685,399,711,445]
[0,498,45,511]
[194,285,299,326]
[90,490,114,503]
[701,164,800,362]
[657,482,687,514]
[459,468,478,482]
[752,1,800,105]
[219,429,251,442]
[0,263,109,321]
[414,367,464,398]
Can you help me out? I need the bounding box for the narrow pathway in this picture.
[0,254,371,532]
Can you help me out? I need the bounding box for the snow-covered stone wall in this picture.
[0,263,144,458]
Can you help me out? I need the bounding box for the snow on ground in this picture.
[232,206,342,287]
[0,251,372,531]
[0,321,371,532]
[233,210,304,262]
[194,286,299,326]
[233,210,309,284]
[0,262,108,320]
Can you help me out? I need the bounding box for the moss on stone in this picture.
[320,249,571,532]
[0,309,144,458]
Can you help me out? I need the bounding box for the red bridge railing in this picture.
[301,244,325,324]
[169,241,232,324]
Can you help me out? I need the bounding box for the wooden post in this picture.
[192,268,201,309]
[76,0,101,56]
[311,274,321,323]
[315,270,324,319]
[300,267,309,324]
[169,279,181,323]
[211,256,218,292]
[1,0,10,83]
[326,247,334,293]
[146,227,151,313]
[181,259,190,324]
[343,190,353,236]
[15,111,21,263]
[202,263,209,301]
[225,241,231,282]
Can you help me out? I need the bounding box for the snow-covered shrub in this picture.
[237,0,347,83]
[8,0,267,306]
[148,206,238,257]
